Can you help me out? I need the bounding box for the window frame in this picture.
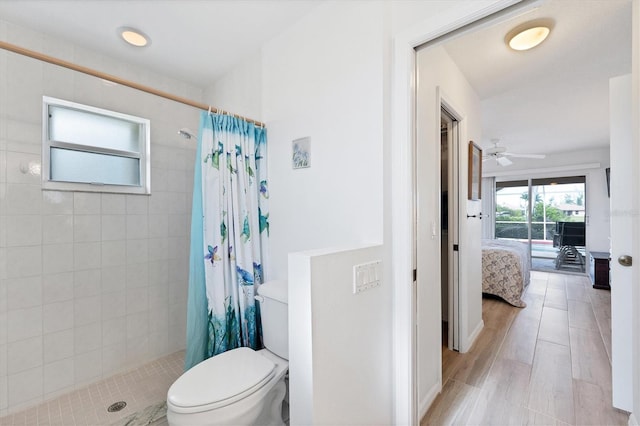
[42,96,151,194]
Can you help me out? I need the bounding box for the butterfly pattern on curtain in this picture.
[185,111,269,369]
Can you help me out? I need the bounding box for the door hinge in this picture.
[413,269,417,281]
[453,244,459,251]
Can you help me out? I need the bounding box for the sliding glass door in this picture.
[495,180,530,241]
[495,176,586,273]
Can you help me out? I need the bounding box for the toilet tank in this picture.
[256,280,288,360]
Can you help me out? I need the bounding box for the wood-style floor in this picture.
[421,271,629,426]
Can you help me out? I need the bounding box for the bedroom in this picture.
[415,0,631,423]
[429,0,622,306]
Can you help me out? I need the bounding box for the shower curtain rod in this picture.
[0,40,265,128]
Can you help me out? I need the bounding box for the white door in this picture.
[610,74,633,411]
[630,2,640,423]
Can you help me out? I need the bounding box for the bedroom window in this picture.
[42,96,151,194]
[495,176,586,273]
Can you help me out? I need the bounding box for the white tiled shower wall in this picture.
[0,20,201,416]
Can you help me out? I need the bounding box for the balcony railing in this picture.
[495,220,565,241]
[495,220,586,272]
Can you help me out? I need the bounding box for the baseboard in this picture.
[629,412,638,426]
[418,381,441,420]
[461,320,484,353]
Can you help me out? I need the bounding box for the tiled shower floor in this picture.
[0,351,184,426]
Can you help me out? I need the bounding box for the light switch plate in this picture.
[353,260,382,294]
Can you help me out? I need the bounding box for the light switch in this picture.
[353,260,382,294]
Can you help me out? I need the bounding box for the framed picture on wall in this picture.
[468,141,482,200]
[292,137,311,169]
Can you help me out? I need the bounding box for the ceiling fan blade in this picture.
[485,146,507,155]
[497,156,513,167]
[503,153,546,159]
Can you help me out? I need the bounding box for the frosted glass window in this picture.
[43,96,150,194]
[51,148,140,186]
[49,106,140,152]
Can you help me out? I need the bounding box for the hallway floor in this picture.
[421,271,628,425]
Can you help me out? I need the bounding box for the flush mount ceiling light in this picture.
[118,26,151,47]
[506,19,553,51]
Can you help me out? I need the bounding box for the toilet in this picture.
[166,280,289,426]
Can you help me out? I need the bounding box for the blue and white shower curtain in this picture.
[185,111,269,370]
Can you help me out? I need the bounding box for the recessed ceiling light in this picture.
[118,26,151,47]
[506,19,553,51]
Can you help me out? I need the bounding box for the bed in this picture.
[481,239,530,307]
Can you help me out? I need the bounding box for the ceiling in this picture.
[0,0,633,159]
[443,0,632,157]
[0,0,321,87]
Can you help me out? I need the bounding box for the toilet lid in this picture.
[168,347,275,411]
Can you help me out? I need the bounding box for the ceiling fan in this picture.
[483,139,546,166]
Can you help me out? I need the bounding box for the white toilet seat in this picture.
[167,347,276,414]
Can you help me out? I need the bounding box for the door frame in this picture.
[441,103,462,351]
[390,1,526,424]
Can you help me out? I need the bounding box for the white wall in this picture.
[204,54,263,125]
[260,3,390,422]
[415,44,485,415]
[206,1,386,282]
[261,1,385,280]
[484,147,611,253]
[288,245,390,425]
[0,20,200,416]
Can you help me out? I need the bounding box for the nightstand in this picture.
[590,251,611,290]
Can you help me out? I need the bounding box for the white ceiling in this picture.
[0,0,321,87]
[0,0,632,159]
[443,0,632,156]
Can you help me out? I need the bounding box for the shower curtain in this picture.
[185,111,269,370]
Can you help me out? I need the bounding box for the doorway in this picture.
[415,47,482,414]
[440,108,460,351]
[391,1,636,424]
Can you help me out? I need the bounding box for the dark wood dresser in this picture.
[590,251,611,290]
